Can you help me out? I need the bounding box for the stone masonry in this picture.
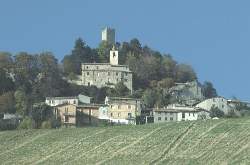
[81,47,133,92]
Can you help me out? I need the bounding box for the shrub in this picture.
[18,117,33,129]
[41,121,52,129]
[0,119,18,130]
[98,119,110,127]
[226,109,239,118]
[238,109,250,117]
[210,106,224,118]
[51,117,61,128]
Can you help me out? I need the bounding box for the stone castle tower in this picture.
[102,27,115,45]
[110,45,119,65]
[79,28,133,92]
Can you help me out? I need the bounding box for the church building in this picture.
[81,46,133,92]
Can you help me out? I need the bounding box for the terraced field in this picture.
[0,117,250,164]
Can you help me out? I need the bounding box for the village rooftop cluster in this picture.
[2,27,249,127]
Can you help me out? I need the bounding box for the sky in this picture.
[0,0,249,101]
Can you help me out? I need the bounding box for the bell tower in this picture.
[110,45,119,65]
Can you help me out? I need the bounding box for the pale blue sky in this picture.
[0,0,249,101]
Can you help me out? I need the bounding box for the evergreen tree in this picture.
[203,81,217,98]
[97,41,112,63]
[62,38,92,75]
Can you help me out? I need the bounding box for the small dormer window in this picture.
[113,52,116,58]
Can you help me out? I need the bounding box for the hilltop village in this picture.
[0,27,250,129]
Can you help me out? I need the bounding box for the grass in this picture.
[0,117,250,164]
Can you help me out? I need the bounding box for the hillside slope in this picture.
[0,118,250,165]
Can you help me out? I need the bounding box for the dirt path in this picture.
[0,131,50,157]
[150,123,195,165]
[96,126,163,165]
[33,130,106,164]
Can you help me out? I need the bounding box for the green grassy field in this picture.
[0,118,250,165]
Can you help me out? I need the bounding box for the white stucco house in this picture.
[153,104,207,123]
[195,97,232,114]
[45,94,92,107]
[45,96,79,107]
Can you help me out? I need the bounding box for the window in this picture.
[97,66,99,69]
[125,73,128,76]
[170,112,173,115]
[128,113,132,118]
[111,113,113,117]
[87,72,89,76]
[118,113,121,117]
[128,105,131,109]
[182,113,185,119]
[65,116,69,122]
[73,100,76,104]
[165,117,168,121]
[88,82,90,86]
[158,117,161,121]
[86,66,89,69]
[222,105,224,108]
[193,113,195,117]
[108,72,110,76]
[110,105,113,109]
[116,72,119,76]
[170,117,173,121]
[113,52,116,58]
[118,105,121,109]
[213,98,215,102]
[189,113,190,116]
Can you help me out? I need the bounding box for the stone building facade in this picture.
[105,96,142,125]
[101,27,115,44]
[81,47,133,92]
[195,97,232,114]
[54,103,106,126]
[55,104,77,126]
